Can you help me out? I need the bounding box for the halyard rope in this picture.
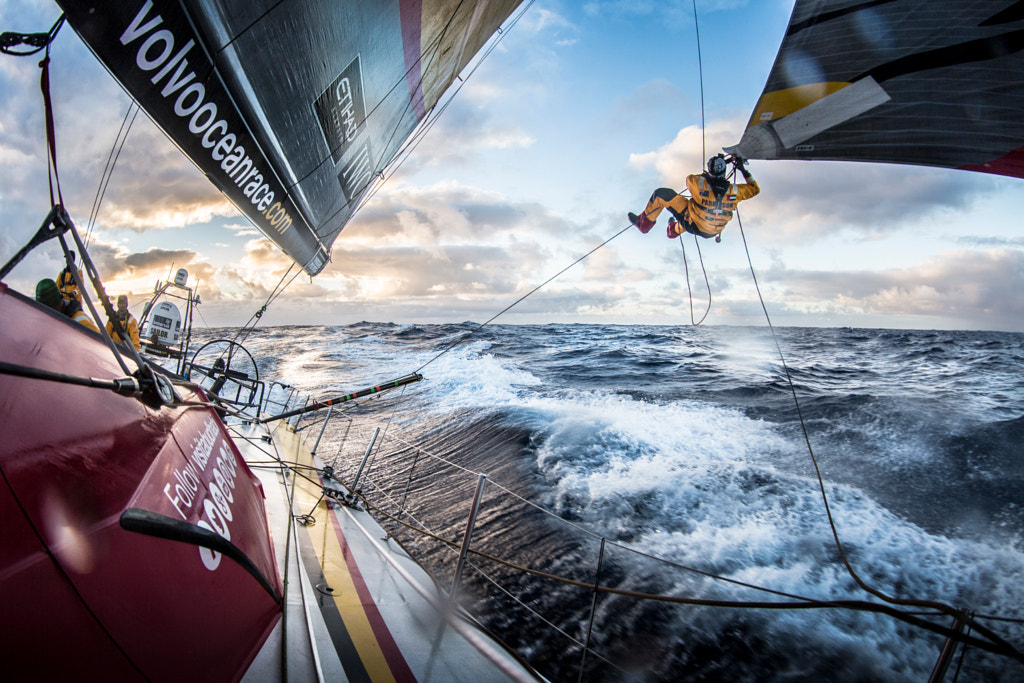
[734,209,1020,657]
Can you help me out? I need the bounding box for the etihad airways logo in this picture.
[117,0,295,237]
[313,56,373,204]
[314,56,366,165]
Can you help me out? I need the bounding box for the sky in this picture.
[2,0,1023,332]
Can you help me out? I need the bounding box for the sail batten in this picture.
[728,1,1024,179]
[58,0,523,275]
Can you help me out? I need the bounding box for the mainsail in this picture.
[57,0,523,275]
[726,1,1024,179]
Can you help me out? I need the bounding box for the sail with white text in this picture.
[57,0,523,274]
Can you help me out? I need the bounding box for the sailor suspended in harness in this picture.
[629,154,760,241]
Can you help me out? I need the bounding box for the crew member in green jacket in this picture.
[35,278,99,333]
[629,154,760,241]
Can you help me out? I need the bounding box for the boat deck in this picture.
[233,421,538,683]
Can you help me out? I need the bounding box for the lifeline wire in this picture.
[340,463,1022,663]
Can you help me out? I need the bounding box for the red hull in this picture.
[0,284,282,681]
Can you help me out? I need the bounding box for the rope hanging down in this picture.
[675,231,712,325]
[679,1,1015,655]
[39,26,65,208]
[733,209,1018,657]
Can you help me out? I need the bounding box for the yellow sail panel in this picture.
[747,82,851,127]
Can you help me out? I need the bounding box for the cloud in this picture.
[605,78,692,133]
[519,7,577,35]
[957,235,1024,248]
[225,222,259,237]
[284,181,607,316]
[120,247,197,276]
[396,94,535,174]
[241,238,293,267]
[30,239,225,307]
[340,181,570,245]
[753,248,1024,330]
[80,123,237,231]
[0,37,234,235]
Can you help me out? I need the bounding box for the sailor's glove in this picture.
[733,156,752,179]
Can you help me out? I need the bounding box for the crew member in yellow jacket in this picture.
[57,251,84,303]
[106,294,141,350]
[629,154,759,241]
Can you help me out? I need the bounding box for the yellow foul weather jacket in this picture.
[57,266,83,302]
[107,314,141,350]
[683,174,760,237]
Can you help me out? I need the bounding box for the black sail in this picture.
[727,0,1024,179]
[58,0,523,274]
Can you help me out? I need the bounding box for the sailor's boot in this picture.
[667,218,682,239]
[628,212,655,234]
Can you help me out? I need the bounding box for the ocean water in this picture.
[195,323,1024,682]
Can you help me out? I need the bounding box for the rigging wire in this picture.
[86,102,139,247]
[376,0,538,187]
[315,0,483,230]
[692,0,706,162]
[414,222,636,375]
[316,0,538,237]
[656,0,711,326]
[371,0,472,185]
